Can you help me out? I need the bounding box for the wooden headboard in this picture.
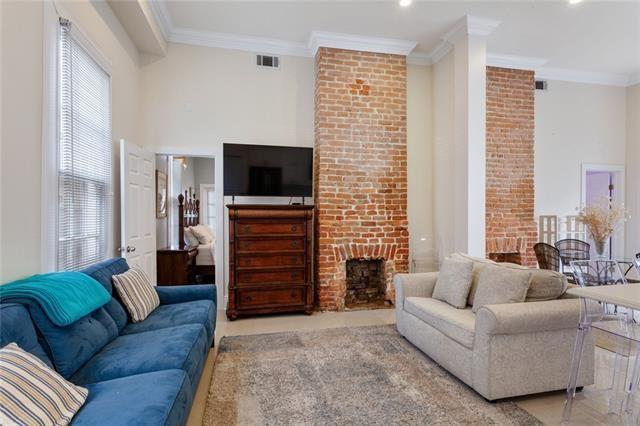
[178,190,200,249]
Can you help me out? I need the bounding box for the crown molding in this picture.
[429,40,454,64]
[487,53,548,70]
[145,1,638,87]
[406,51,431,66]
[308,31,417,56]
[171,27,311,57]
[441,15,501,44]
[535,67,632,87]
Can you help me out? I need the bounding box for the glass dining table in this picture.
[562,284,640,423]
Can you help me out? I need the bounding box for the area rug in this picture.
[203,325,541,425]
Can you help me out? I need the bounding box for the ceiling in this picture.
[154,0,640,83]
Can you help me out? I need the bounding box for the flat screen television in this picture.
[223,143,313,197]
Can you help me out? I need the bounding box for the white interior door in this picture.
[120,140,156,282]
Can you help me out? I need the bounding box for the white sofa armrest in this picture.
[476,298,600,336]
[394,272,438,309]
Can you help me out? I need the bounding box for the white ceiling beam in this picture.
[108,0,167,57]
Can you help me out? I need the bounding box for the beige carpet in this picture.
[203,325,541,425]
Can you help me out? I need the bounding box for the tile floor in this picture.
[187,309,636,426]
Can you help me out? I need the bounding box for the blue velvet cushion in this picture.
[121,300,216,344]
[156,284,216,306]
[71,324,207,392]
[0,304,53,368]
[72,370,193,426]
[80,258,130,332]
[28,304,119,378]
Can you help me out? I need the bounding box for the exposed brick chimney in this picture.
[486,66,538,266]
[314,47,409,311]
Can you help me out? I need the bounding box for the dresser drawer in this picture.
[237,254,304,268]
[237,222,304,236]
[238,287,304,309]
[236,238,304,252]
[237,269,305,285]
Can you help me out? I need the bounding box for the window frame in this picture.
[41,3,114,272]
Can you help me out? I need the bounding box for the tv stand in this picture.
[226,204,314,319]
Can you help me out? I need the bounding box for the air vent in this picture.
[257,55,279,69]
[535,80,548,90]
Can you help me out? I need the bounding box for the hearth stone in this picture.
[345,259,385,308]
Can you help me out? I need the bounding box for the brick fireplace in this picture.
[313,47,409,311]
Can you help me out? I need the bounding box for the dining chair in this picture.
[533,242,560,271]
[568,260,637,419]
[556,239,590,276]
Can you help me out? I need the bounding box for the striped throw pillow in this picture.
[0,343,88,426]
[112,267,159,323]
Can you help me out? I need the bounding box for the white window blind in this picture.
[57,20,112,271]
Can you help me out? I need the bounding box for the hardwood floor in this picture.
[187,309,628,425]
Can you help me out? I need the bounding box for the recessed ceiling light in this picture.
[399,0,412,7]
[569,0,583,4]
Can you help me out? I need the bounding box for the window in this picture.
[56,20,112,271]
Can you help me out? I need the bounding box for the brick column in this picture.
[486,66,538,266]
[314,47,409,311]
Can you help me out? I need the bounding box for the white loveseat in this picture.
[395,256,595,401]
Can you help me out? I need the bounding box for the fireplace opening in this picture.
[345,259,388,309]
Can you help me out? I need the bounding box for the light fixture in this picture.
[399,0,412,7]
[569,0,583,4]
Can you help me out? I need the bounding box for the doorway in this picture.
[581,164,625,259]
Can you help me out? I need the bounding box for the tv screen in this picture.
[223,144,313,197]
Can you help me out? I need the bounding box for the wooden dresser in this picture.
[226,204,314,320]
[157,245,198,285]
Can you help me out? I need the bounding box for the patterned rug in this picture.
[203,325,542,425]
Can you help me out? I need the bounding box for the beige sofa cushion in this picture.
[451,253,568,304]
[404,297,476,349]
[499,263,568,301]
[450,253,496,305]
[472,264,532,313]
[432,257,474,308]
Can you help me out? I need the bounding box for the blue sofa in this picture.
[0,258,216,426]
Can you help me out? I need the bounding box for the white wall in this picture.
[193,157,215,196]
[407,64,434,269]
[626,83,640,257]
[432,51,455,261]
[1,1,43,282]
[0,0,140,282]
[535,80,627,220]
[138,43,315,153]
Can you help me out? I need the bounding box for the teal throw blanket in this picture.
[0,272,111,326]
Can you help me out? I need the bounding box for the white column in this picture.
[434,15,499,258]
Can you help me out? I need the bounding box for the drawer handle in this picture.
[291,272,298,280]
[291,225,297,232]
[243,242,251,249]
[244,259,251,266]
[243,295,252,302]
[290,291,298,298]
[291,241,298,248]
[291,256,297,263]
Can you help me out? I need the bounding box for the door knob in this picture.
[126,246,136,253]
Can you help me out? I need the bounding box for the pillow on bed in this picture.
[204,224,215,240]
[191,225,213,244]
[184,228,199,247]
